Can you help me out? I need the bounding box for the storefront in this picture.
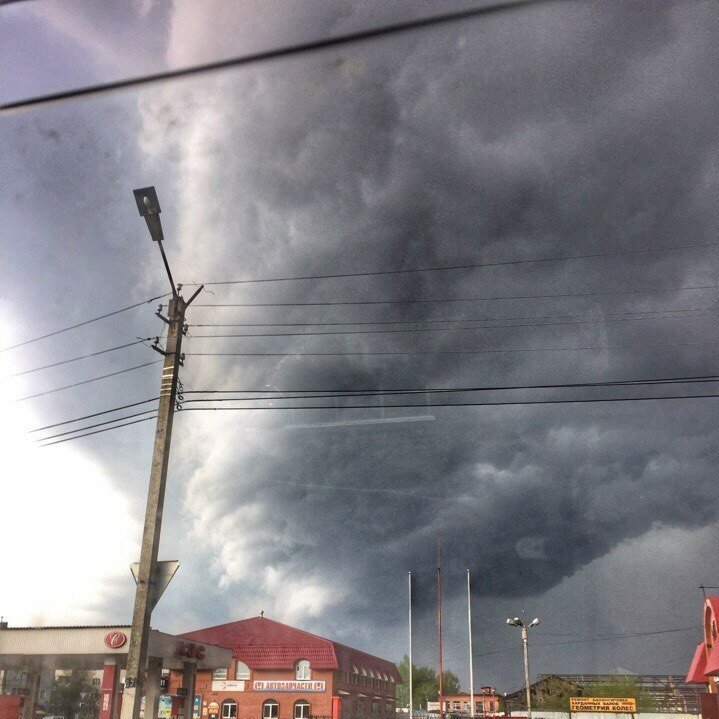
[0,623,232,719]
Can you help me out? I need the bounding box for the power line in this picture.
[35,410,158,443]
[193,283,719,308]
[187,309,719,338]
[473,626,697,658]
[2,0,555,113]
[203,241,719,285]
[8,338,153,377]
[28,397,160,433]
[184,338,719,358]
[178,391,719,411]
[186,306,719,328]
[181,374,719,400]
[0,294,167,353]
[37,414,158,447]
[16,360,161,401]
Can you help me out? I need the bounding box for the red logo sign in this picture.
[104,632,127,649]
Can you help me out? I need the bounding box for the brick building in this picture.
[427,687,500,715]
[170,617,400,719]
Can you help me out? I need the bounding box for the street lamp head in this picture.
[529,618,540,628]
[133,186,164,242]
[506,618,519,627]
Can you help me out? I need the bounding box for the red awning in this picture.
[687,642,709,683]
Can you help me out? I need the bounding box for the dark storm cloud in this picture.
[137,0,719,649]
[4,0,719,687]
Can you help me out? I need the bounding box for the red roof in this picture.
[686,642,709,683]
[705,644,719,677]
[181,617,401,681]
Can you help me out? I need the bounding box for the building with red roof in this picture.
[686,595,719,719]
[167,616,400,719]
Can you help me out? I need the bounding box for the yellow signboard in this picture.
[570,698,637,713]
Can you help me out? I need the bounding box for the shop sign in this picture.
[208,701,220,719]
[193,695,202,719]
[212,681,246,692]
[569,698,637,713]
[104,632,127,649]
[253,681,325,692]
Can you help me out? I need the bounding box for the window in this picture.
[263,700,279,719]
[214,669,229,681]
[296,660,311,680]
[235,662,250,680]
[372,702,380,714]
[222,701,238,719]
[294,700,311,719]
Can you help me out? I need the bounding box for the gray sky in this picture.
[1,0,719,694]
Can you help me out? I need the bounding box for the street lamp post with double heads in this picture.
[506,617,540,719]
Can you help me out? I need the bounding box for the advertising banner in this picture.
[253,681,326,692]
[570,698,637,713]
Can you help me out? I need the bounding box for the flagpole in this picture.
[409,571,414,719]
[468,570,475,719]
[438,539,444,719]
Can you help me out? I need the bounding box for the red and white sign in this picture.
[253,681,325,692]
[104,632,127,649]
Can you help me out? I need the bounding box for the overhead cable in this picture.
[35,409,158,443]
[181,373,719,399]
[16,360,161,401]
[203,241,719,285]
[473,626,698,658]
[37,415,157,447]
[179,391,719,411]
[2,0,557,113]
[8,338,153,377]
[28,396,160,433]
[186,306,719,328]
[0,294,168,353]
[188,309,719,338]
[185,338,719,358]
[193,283,719,308]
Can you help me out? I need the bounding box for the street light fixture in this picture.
[133,186,164,242]
[506,617,540,719]
[133,185,177,297]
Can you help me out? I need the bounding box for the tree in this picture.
[531,676,578,711]
[581,677,657,711]
[441,671,461,696]
[396,656,462,709]
[49,670,99,719]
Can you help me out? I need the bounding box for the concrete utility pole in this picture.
[121,187,203,719]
